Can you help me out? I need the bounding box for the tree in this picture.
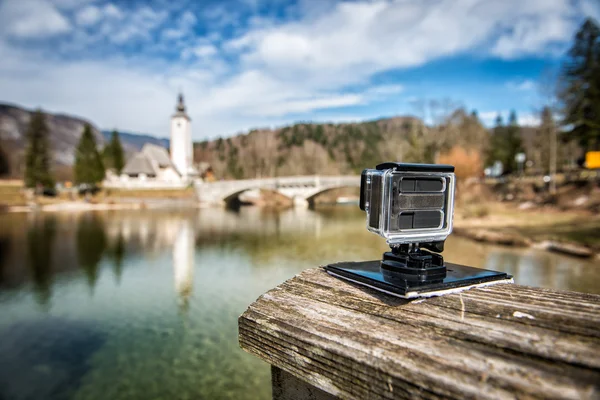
[24,110,54,188]
[559,17,600,150]
[487,115,505,168]
[74,124,105,185]
[486,112,523,174]
[504,111,524,173]
[103,130,125,174]
[533,106,555,174]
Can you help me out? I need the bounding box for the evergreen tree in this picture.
[534,106,555,173]
[74,124,105,185]
[559,17,600,150]
[487,114,505,168]
[103,130,125,174]
[504,110,524,174]
[24,110,54,188]
[486,112,523,174]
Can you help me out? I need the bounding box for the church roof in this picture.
[141,143,171,167]
[122,152,157,176]
[122,143,181,177]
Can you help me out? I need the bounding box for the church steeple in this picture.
[176,93,186,113]
[170,91,194,180]
[173,93,190,120]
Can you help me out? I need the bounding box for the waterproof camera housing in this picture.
[325,162,513,299]
[360,163,455,246]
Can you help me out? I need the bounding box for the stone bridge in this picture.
[194,175,360,206]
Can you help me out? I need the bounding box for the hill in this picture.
[101,130,169,151]
[1,102,552,182]
[0,103,168,179]
[194,110,491,180]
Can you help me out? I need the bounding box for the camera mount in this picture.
[381,243,446,285]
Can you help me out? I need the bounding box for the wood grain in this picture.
[239,267,600,400]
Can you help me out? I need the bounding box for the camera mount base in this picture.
[324,260,513,299]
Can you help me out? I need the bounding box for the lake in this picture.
[0,207,598,400]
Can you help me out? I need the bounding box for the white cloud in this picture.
[103,4,123,19]
[51,0,97,10]
[0,0,71,38]
[75,5,102,26]
[182,44,219,60]
[506,79,536,91]
[224,0,584,94]
[160,10,197,41]
[479,110,540,127]
[518,113,541,126]
[104,6,168,44]
[0,0,595,138]
[479,111,505,126]
[365,84,404,97]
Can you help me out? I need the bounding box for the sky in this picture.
[0,0,598,140]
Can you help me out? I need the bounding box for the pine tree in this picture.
[534,107,555,173]
[24,110,54,188]
[559,17,600,150]
[486,112,523,174]
[103,130,125,174]
[487,114,505,169]
[74,124,105,185]
[504,110,524,174]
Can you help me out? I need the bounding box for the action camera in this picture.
[325,162,512,299]
[360,162,456,246]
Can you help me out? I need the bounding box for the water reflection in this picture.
[0,208,598,400]
[0,208,598,303]
[77,214,107,293]
[27,216,56,307]
[173,219,195,313]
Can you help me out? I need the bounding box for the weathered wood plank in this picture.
[239,267,600,400]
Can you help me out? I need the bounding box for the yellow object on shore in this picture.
[585,151,600,169]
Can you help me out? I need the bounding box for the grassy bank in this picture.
[0,180,196,210]
[455,202,600,252]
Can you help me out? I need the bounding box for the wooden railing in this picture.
[239,267,600,399]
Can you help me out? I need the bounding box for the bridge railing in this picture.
[195,175,359,189]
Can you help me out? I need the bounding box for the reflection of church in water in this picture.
[172,219,195,310]
[104,213,196,310]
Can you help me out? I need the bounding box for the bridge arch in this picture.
[222,187,294,208]
[195,175,360,206]
[304,185,359,204]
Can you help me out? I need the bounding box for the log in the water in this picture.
[239,267,600,400]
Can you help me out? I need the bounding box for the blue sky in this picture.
[0,0,598,139]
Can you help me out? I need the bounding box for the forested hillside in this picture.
[194,110,491,179]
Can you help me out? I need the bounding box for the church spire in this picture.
[176,93,186,113]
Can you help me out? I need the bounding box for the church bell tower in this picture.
[170,93,193,180]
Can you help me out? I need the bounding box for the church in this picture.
[104,94,198,189]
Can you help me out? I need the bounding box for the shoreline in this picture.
[2,200,598,260]
[2,199,204,213]
[452,227,598,259]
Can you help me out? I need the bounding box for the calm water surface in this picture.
[0,207,598,400]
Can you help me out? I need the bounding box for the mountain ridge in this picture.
[0,103,170,178]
